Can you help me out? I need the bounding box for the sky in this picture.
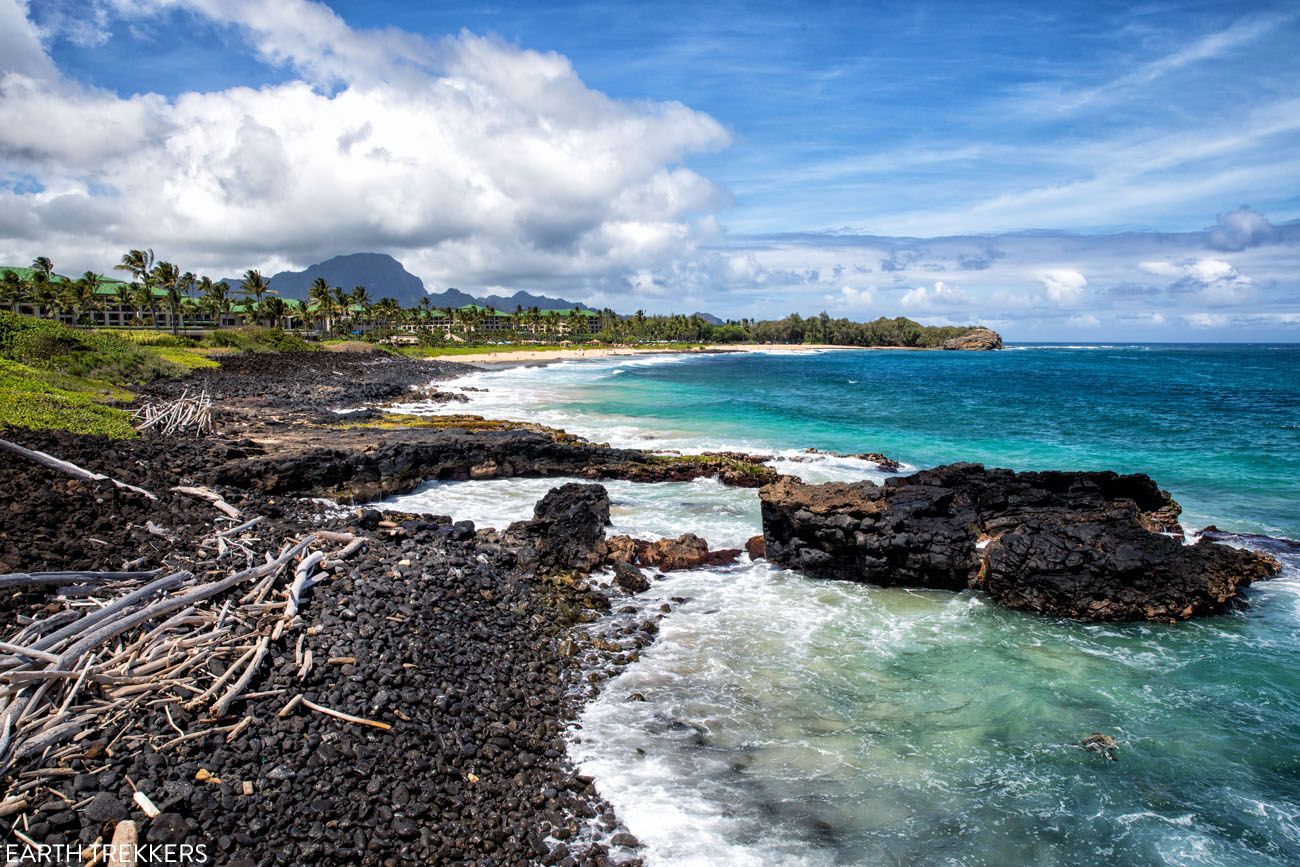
[2,0,1299,339]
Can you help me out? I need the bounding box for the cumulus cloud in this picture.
[900,281,970,310]
[1206,205,1279,251]
[1139,257,1257,305]
[0,0,729,290]
[1067,313,1101,328]
[826,285,874,307]
[1037,269,1087,307]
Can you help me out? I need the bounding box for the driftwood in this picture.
[133,387,213,437]
[0,530,367,784]
[0,438,156,500]
[171,485,240,519]
[299,697,392,731]
[0,569,161,591]
[108,820,138,867]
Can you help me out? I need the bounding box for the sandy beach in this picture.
[435,342,915,366]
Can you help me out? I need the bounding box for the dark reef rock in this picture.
[508,483,610,575]
[760,463,1280,621]
[213,430,775,501]
[941,327,1003,351]
[612,561,651,594]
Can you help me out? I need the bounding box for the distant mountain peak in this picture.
[220,252,600,314]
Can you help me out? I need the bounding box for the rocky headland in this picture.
[759,463,1281,621]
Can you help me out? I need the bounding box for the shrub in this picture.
[201,327,316,353]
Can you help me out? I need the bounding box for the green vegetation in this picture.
[0,312,193,438]
[0,357,136,438]
[200,326,316,353]
[1,312,184,384]
[5,250,989,350]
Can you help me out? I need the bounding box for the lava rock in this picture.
[760,462,1279,620]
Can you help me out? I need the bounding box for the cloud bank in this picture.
[0,0,727,290]
[1,0,1299,340]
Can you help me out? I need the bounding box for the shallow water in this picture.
[386,345,1300,866]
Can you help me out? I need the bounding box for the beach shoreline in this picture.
[429,342,923,366]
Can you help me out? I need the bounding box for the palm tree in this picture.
[73,271,103,325]
[308,277,335,334]
[31,271,58,318]
[114,249,154,285]
[262,296,288,328]
[113,280,134,323]
[0,270,22,312]
[132,281,156,326]
[199,277,230,325]
[238,269,273,325]
[30,256,53,281]
[152,261,182,334]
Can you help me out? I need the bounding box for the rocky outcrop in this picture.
[745,534,766,560]
[759,463,1280,621]
[612,561,651,593]
[213,430,776,501]
[941,327,1003,351]
[604,533,741,572]
[508,483,610,576]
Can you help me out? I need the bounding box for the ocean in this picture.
[384,345,1300,866]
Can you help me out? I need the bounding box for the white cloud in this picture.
[0,0,729,291]
[1067,313,1101,328]
[900,281,970,310]
[1139,257,1257,305]
[827,285,874,306]
[1186,312,1230,328]
[1206,205,1279,251]
[1037,269,1087,307]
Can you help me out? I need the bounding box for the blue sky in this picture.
[3,0,1299,338]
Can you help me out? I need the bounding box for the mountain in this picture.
[220,253,597,312]
[692,311,724,325]
[253,253,427,306]
[428,289,594,312]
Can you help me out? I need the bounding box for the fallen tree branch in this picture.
[0,438,157,501]
[299,697,392,731]
[171,486,241,519]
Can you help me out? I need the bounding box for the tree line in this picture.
[2,252,981,347]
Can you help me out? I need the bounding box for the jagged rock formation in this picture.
[508,482,611,576]
[759,463,1280,621]
[212,431,777,501]
[941,327,1003,350]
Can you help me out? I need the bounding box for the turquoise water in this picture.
[389,345,1300,866]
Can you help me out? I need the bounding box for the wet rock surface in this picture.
[603,533,741,572]
[760,462,1280,620]
[0,351,661,865]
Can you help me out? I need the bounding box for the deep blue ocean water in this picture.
[388,344,1300,866]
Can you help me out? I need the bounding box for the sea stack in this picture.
[941,327,1003,350]
[759,463,1280,621]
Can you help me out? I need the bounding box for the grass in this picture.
[0,312,196,438]
[0,357,137,438]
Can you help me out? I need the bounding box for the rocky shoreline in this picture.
[1,346,1289,866]
[1,351,711,866]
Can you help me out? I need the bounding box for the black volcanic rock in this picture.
[759,463,1280,621]
[508,482,611,575]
